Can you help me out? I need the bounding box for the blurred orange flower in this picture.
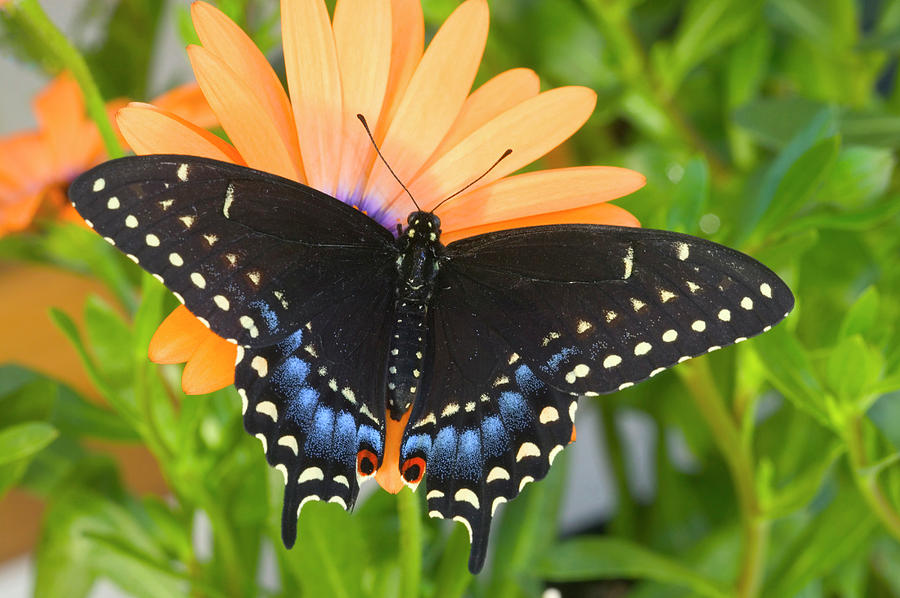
[0,73,216,237]
[121,0,645,399]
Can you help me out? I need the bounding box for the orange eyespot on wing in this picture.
[357,449,378,478]
[400,456,426,488]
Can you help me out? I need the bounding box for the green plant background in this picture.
[2,0,900,596]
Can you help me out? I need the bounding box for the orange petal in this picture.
[118,103,244,163]
[0,191,42,236]
[363,0,488,208]
[191,2,301,171]
[32,73,85,171]
[438,166,646,232]
[375,407,412,494]
[333,0,392,201]
[407,86,598,210]
[181,332,236,394]
[375,0,424,140]
[0,132,51,190]
[441,202,640,245]
[151,82,219,130]
[281,0,344,194]
[149,305,211,364]
[188,45,302,181]
[433,68,540,161]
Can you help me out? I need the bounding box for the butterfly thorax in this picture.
[386,211,443,420]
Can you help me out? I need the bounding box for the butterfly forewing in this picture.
[69,155,396,347]
[442,225,793,396]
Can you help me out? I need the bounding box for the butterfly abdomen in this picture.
[386,212,443,420]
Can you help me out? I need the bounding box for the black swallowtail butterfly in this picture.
[70,155,793,573]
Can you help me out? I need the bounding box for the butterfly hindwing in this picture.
[400,277,576,573]
[70,155,396,347]
[442,225,794,395]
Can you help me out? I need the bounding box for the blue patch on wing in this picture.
[403,433,433,459]
[456,429,482,479]
[278,328,304,353]
[498,391,530,431]
[480,415,509,459]
[357,424,383,454]
[251,300,280,334]
[430,427,458,478]
[543,347,577,374]
[305,406,335,456]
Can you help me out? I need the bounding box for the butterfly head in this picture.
[405,211,442,242]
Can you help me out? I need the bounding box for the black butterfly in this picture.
[70,155,793,573]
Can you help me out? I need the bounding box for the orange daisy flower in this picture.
[121,0,645,489]
[0,73,216,237]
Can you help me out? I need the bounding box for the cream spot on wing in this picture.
[341,388,357,404]
[518,476,535,492]
[603,354,622,368]
[760,283,772,298]
[255,401,277,421]
[631,298,646,311]
[659,289,676,303]
[569,401,579,422]
[539,406,559,423]
[145,233,160,247]
[223,183,235,217]
[177,163,189,181]
[623,245,634,279]
[453,516,473,542]
[491,496,507,515]
[548,445,564,465]
[275,464,288,484]
[334,475,350,487]
[455,488,480,509]
[298,467,324,483]
[605,310,617,322]
[179,215,195,228]
[686,281,700,293]
[718,309,731,321]
[634,341,652,356]
[304,344,318,358]
[168,252,184,267]
[278,436,299,455]
[255,433,267,453]
[173,292,185,304]
[487,467,510,482]
[191,272,206,289]
[103,237,115,245]
[225,253,237,265]
[251,355,268,377]
[678,356,691,363]
[662,329,678,342]
[197,316,210,328]
[247,271,261,285]
[676,242,689,261]
[650,367,665,377]
[692,320,706,332]
[125,214,138,228]
[106,196,119,209]
[152,274,164,284]
[741,296,754,310]
[427,489,445,499]
[238,388,250,415]
[618,382,634,390]
[203,234,218,245]
[93,178,105,192]
[465,401,476,412]
[516,442,541,461]
[441,403,459,418]
[214,295,230,311]
[126,254,139,263]
[297,495,320,516]
[577,320,593,333]
[329,496,348,509]
[84,219,94,228]
[708,345,721,353]
[159,199,174,210]
[735,336,747,343]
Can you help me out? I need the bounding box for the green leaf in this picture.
[817,147,894,209]
[539,537,729,598]
[756,134,841,234]
[432,525,474,598]
[285,502,367,598]
[733,97,826,148]
[764,442,845,518]
[840,111,900,147]
[838,287,880,341]
[666,157,709,233]
[752,325,830,426]
[764,480,878,597]
[0,421,58,466]
[826,335,883,404]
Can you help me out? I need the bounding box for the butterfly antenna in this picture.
[430,148,512,214]
[357,114,420,211]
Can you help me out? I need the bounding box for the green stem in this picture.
[398,488,423,598]
[846,415,900,541]
[676,360,767,598]
[600,405,637,536]
[14,0,125,158]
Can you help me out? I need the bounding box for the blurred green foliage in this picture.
[2,0,900,596]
